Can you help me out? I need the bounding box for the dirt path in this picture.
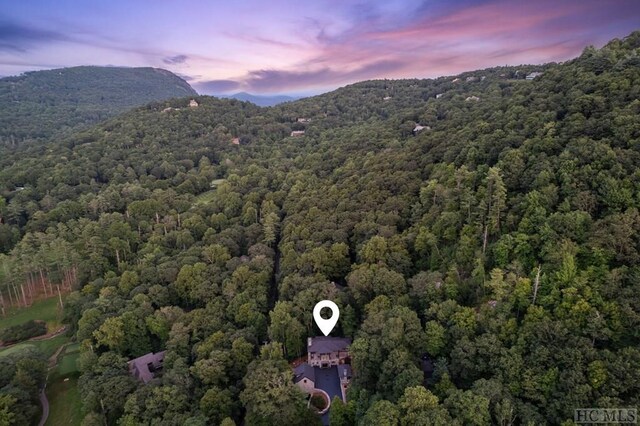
[31,325,68,341]
[48,343,67,367]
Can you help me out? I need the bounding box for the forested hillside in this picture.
[0,66,196,147]
[1,32,640,425]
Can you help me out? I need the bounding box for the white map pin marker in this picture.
[313,300,340,336]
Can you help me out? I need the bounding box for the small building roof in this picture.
[128,351,166,384]
[291,130,305,137]
[308,336,351,353]
[337,364,352,380]
[294,362,315,383]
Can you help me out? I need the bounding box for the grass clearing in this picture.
[45,375,82,426]
[46,344,83,426]
[194,190,218,206]
[193,178,226,206]
[0,334,69,358]
[65,342,81,354]
[0,296,63,332]
[56,350,80,376]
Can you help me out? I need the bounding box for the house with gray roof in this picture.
[293,363,316,393]
[307,336,351,368]
[292,335,353,424]
[128,351,166,383]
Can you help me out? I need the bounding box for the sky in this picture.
[1,0,639,96]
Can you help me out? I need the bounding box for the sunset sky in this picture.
[1,0,639,96]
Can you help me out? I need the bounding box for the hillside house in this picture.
[293,336,353,407]
[465,96,480,102]
[297,117,311,123]
[466,76,478,82]
[436,93,444,99]
[526,72,543,80]
[413,125,431,135]
[189,99,199,107]
[307,336,351,368]
[291,130,305,137]
[383,96,392,101]
[128,351,165,383]
[293,363,316,393]
[231,137,240,145]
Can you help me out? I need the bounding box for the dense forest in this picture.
[0,66,196,147]
[1,32,640,425]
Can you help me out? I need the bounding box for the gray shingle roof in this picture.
[128,351,166,383]
[294,362,315,383]
[307,336,351,354]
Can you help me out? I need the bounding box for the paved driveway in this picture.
[313,366,341,425]
[38,388,49,426]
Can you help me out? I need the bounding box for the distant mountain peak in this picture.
[220,92,300,107]
[0,66,197,146]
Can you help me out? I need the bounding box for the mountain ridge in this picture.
[219,91,299,106]
[0,66,196,147]
[1,30,640,426]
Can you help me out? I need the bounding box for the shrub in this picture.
[0,320,47,344]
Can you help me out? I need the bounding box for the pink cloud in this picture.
[192,0,640,93]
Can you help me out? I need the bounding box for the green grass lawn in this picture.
[45,375,82,426]
[0,335,69,358]
[0,296,63,332]
[56,350,80,376]
[210,178,226,187]
[0,296,67,358]
[64,342,81,354]
[46,345,83,426]
[0,296,78,424]
[193,179,227,206]
[194,189,218,206]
